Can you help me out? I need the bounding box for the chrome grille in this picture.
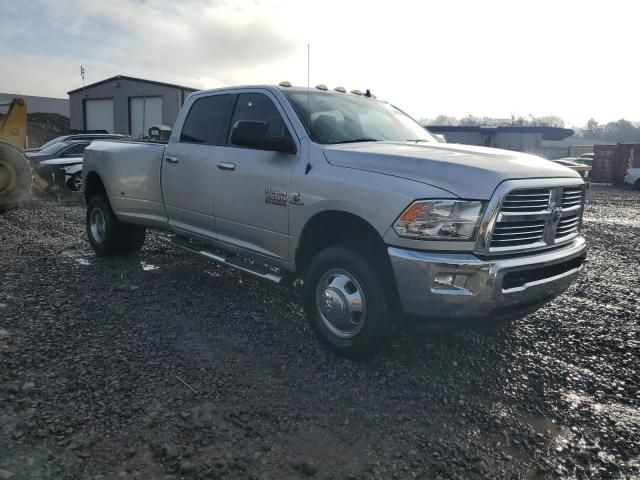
[500,188,550,213]
[486,183,585,254]
[491,220,546,247]
[555,214,580,238]
[561,186,585,209]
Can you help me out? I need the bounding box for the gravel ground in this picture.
[1,185,639,480]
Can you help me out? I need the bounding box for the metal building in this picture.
[425,125,574,158]
[67,75,198,137]
[0,93,69,117]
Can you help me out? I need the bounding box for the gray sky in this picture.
[0,0,637,127]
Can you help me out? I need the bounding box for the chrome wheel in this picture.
[69,174,83,192]
[315,268,366,338]
[90,207,106,243]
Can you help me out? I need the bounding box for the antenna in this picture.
[307,43,310,130]
[80,65,86,97]
[306,43,311,173]
[307,43,311,141]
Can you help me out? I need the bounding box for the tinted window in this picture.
[180,94,233,145]
[39,136,67,150]
[229,93,287,144]
[61,143,89,156]
[37,142,71,156]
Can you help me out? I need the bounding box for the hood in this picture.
[322,142,579,199]
[38,157,83,167]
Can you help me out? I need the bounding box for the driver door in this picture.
[213,91,298,261]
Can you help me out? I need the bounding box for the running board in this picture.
[156,234,283,284]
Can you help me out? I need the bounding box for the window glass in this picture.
[38,142,71,156]
[285,91,435,144]
[39,136,66,150]
[229,93,287,143]
[62,143,88,156]
[180,94,233,145]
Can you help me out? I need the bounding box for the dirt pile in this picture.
[26,113,70,148]
[0,112,70,148]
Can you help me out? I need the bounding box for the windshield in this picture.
[39,136,67,150]
[285,91,436,145]
[36,141,70,156]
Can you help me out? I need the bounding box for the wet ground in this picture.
[0,185,639,479]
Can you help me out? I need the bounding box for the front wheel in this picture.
[86,194,146,256]
[67,173,83,192]
[303,246,393,359]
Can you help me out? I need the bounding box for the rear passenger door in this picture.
[213,91,298,261]
[161,94,234,238]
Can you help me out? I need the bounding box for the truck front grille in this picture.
[561,186,585,208]
[555,214,580,238]
[490,220,546,247]
[500,188,550,212]
[487,185,585,254]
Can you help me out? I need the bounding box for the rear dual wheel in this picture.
[86,194,146,256]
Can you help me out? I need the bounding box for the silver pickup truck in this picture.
[83,84,587,358]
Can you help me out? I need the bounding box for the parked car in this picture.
[26,140,92,165]
[576,152,594,166]
[552,158,591,187]
[35,156,84,193]
[82,84,587,358]
[624,167,640,189]
[35,133,127,152]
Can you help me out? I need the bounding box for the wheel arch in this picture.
[83,171,107,202]
[295,210,383,274]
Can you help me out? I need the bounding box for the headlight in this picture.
[393,200,485,240]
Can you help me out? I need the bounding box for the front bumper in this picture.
[388,236,586,323]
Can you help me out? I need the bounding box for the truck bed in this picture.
[83,140,168,227]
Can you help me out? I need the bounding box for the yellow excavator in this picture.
[0,98,34,212]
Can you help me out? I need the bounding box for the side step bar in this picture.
[156,234,284,284]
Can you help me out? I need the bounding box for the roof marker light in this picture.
[334,86,346,93]
[350,89,363,95]
[315,84,328,91]
[279,81,291,87]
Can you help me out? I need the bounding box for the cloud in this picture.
[0,0,301,96]
[2,0,639,125]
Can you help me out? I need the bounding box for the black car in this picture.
[36,133,127,151]
[26,140,93,165]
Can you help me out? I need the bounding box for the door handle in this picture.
[165,156,179,164]
[217,162,236,171]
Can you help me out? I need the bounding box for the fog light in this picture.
[432,273,472,295]
[434,273,455,287]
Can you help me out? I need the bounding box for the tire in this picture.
[67,173,83,192]
[0,142,32,211]
[86,194,146,256]
[303,246,393,359]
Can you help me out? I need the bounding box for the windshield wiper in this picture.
[329,138,379,144]
[405,139,430,142]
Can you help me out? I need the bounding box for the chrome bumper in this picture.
[388,237,586,322]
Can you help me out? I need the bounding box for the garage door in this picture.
[130,97,163,138]
[85,99,114,133]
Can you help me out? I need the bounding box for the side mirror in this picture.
[230,120,296,154]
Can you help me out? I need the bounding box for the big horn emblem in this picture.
[552,206,563,223]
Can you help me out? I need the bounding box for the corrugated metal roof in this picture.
[67,75,199,95]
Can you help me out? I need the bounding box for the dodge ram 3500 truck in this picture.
[83,84,587,358]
